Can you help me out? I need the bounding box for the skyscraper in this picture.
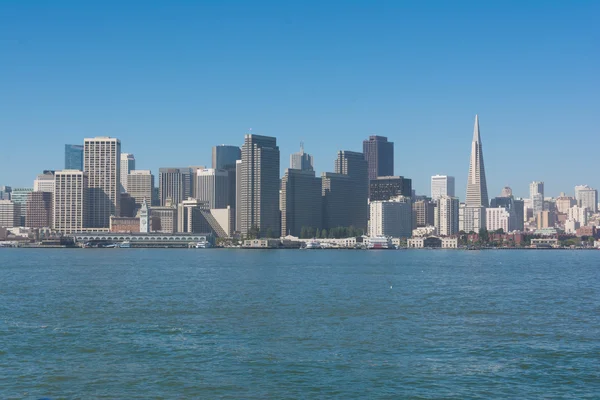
[0,200,19,228]
[127,170,155,209]
[369,176,412,201]
[26,191,53,228]
[436,196,460,236]
[84,137,121,228]
[413,199,436,227]
[212,145,241,170]
[120,153,135,193]
[460,115,489,233]
[575,185,598,213]
[65,144,84,170]
[11,188,33,226]
[159,168,191,206]
[53,170,88,233]
[431,175,455,201]
[33,171,55,194]
[240,134,281,237]
[280,168,322,237]
[369,197,412,238]
[334,150,369,231]
[530,181,544,215]
[0,186,11,200]
[363,135,394,180]
[290,142,314,171]
[195,168,229,209]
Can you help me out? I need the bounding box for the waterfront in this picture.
[1,249,599,398]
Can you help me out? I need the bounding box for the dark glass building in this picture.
[363,136,394,181]
[65,144,84,170]
[369,176,412,201]
[490,196,525,232]
[212,145,241,170]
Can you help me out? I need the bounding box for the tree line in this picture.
[299,226,364,239]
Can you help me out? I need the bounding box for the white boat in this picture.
[305,240,321,249]
[367,236,393,249]
[119,241,131,248]
[195,241,212,249]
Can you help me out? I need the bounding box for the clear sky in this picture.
[1,1,598,199]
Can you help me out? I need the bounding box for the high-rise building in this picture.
[33,171,56,193]
[321,173,354,230]
[26,191,53,228]
[235,160,242,233]
[120,193,136,217]
[556,193,576,214]
[177,198,210,233]
[490,196,524,231]
[431,175,455,201]
[290,142,314,172]
[240,134,280,237]
[84,137,121,228]
[575,185,598,213]
[0,200,19,228]
[180,168,194,201]
[53,170,88,233]
[501,186,513,197]
[65,144,84,170]
[158,168,192,206]
[568,205,588,226]
[280,169,322,237]
[334,150,369,231]
[413,199,435,227]
[212,145,241,170]
[462,115,489,233]
[436,196,460,237]
[369,197,412,238]
[120,153,135,193]
[536,211,555,229]
[369,176,412,201]
[196,168,229,209]
[127,170,154,209]
[11,188,33,226]
[363,135,394,181]
[530,181,544,215]
[0,186,11,200]
[486,207,512,232]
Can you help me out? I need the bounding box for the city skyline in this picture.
[1,3,598,197]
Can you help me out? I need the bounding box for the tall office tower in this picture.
[180,168,194,200]
[280,169,322,237]
[26,191,53,228]
[431,175,456,201]
[120,153,135,193]
[501,186,513,197]
[556,193,576,214]
[84,137,121,227]
[462,115,489,233]
[486,207,512,232]
[321,172,356,230]
[290,142,314,171]
[212,145,241,170]
[120,193,136,217]
[530,181,544,214]
[240,134,281,237]
[568,205,588,225]
[177,198,210,233]
[127,170,154,209]
[536,211,555,229]
[0,186,11,200]
[53,170,88,233]
[235,160,242,232]
[11,188,33,226]
[152,187,160,206]
[196,168,229,209]
[490,196,524,231]
[0,200,19,228]
[369,176,412,201]
[363,135,394,180]
[334,150,369,230]
[34,171,56,193]
[413,199,435,227]
[65,144,84,170]
[575,185,598,213]
[436,196,460,237]
[159,168,183,206]
[369,197,412,238]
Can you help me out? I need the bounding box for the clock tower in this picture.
[139,198,150,233]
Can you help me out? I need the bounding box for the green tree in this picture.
[300,226,308,239]
[320,229,327,239]
[315,228,321,239]
[479,228,489,244]
[266,228,274,238]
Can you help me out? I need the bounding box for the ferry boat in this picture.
[119,241,131,248]
[367,236,393,250]
[195,241,212,249]
[305,240,321,249]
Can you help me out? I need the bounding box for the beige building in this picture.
[536,211,555,229]
[53,170,88,234]
[150,206,177,233]
[0,200,19,228]
[84,137,121,227]
[127,170,154,208]
[120,153,135,193]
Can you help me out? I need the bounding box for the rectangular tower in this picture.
[84,137,121,227]
[240,134,280,237]
[363,135,394,180]
[65,144,84,170]
[280,169,322,237]
[334,150,369,230]
[53,170,88,233]
[120,153,135,193]
[436,196,459,236]
[127,170,154,209]
[26,191,53,228]
[196,168,229,209]
[431,175,455,201]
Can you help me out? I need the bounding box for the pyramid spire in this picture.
[465,115,489,207]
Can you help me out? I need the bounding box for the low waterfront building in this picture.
[530,238,558,248]
[150,206,177,233]
[109,216,141,233]
[407,236,458,248]
[412,226,437,237]
[71,232,214,248]
[243,239,281,248]
[576,226,596,238]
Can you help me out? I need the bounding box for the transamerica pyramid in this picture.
[465,115,489,207]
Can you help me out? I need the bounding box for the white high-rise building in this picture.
[53,170,88,234]
[84,137,121,228]
[120,153,135,193]
[0,200,19,228]
[196,168,229,209]
[431,175,455,201]
[568,205,588,226]
[486,207,512,233]
[575,185,598,213]
[33,171,56,194]
[530,181,544,214]
[127,170,154,208]
[436,196,459,236]
[564,219,579,234]
[369,196,412,238]
[461,115,489,233]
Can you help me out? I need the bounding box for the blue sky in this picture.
[1,1,598,198]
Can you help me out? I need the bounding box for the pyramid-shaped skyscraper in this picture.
[465,115,489,207]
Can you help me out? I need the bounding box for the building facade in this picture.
[462,115,489,232]
[120,153,135,193]
[33,170,56,193]
[240,134,281,237]
[150,206,177,233]
[369,197,412,238]
[363,135,394,181]
[65,144,84,170]
[127,170,154,209]
[53,170,88,234]
[369,176,412,201]
[0,200,19,228]
[334,150,369,231]
[84,137,121,228]
[212,145,241,170]
[290,143,314,171]
[431,175,455,201]
[26,191,53,228]
[486,207,512,232]
[436,196,459,236]
[413,199,435,227]
[575,185,598,213]
[11,188,33,226]
[195,168,229,209]
[280,169,322,237]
